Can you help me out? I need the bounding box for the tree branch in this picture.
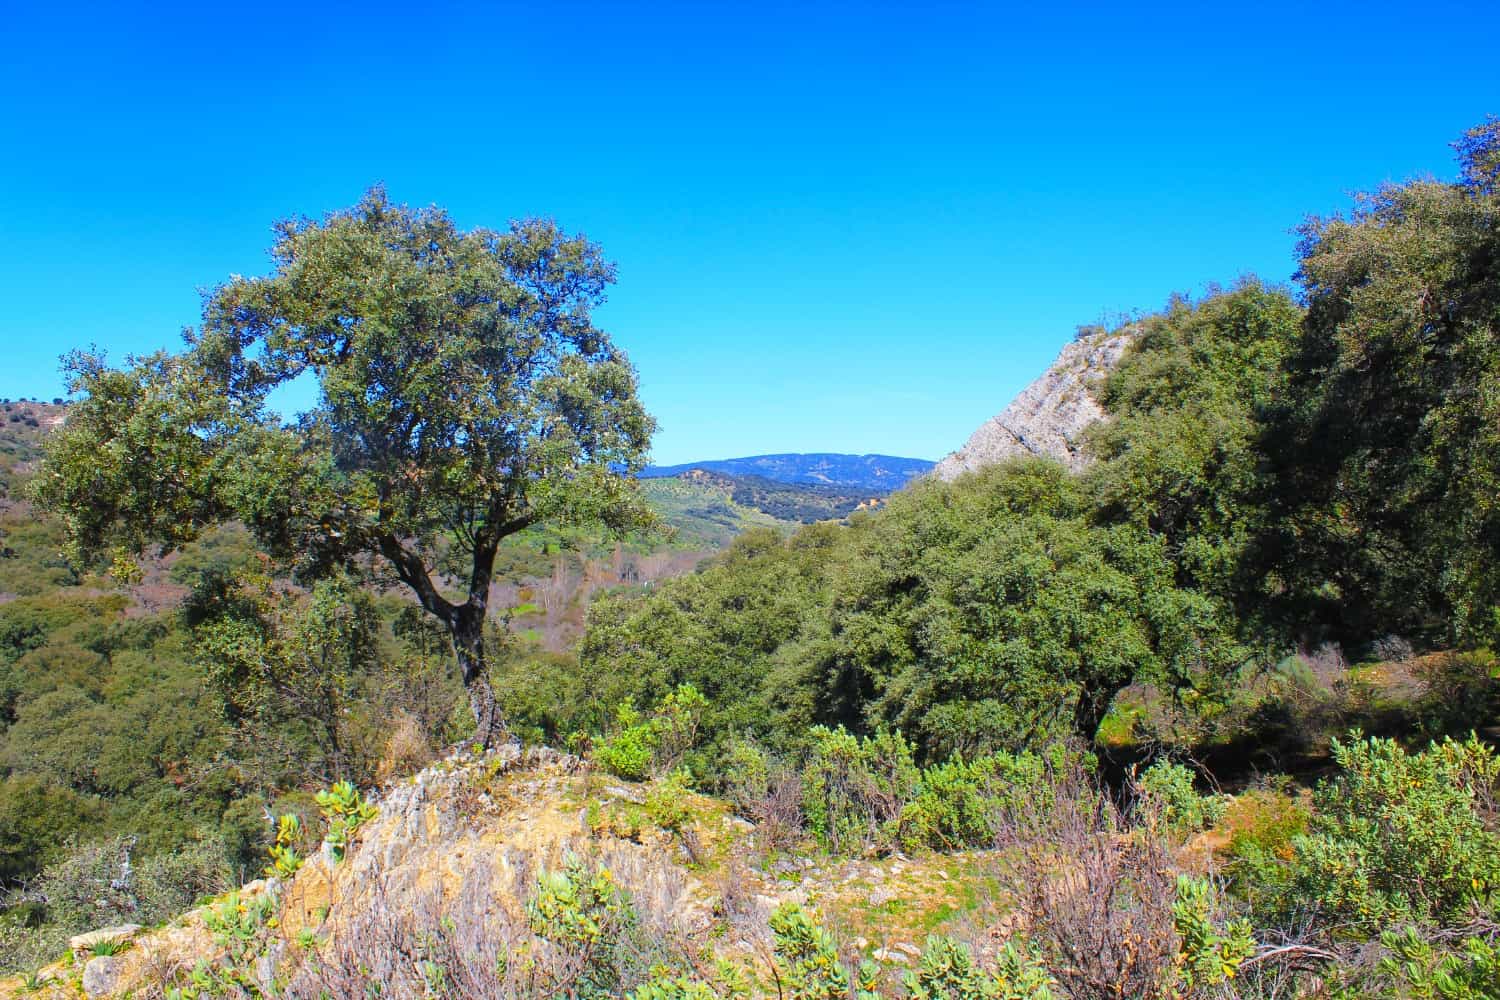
[376,533,457,623]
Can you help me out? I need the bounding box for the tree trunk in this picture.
[1073,683,1123,748]
[376,529,515,749]
[452,605,506,748]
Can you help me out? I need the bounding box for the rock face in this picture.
[931,326,1135,480]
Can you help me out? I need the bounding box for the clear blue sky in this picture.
[2,2,1496,465]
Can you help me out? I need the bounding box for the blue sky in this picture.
[2,2,1497,465]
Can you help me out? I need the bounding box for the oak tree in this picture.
[32,188,656,745]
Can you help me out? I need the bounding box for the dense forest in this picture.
[1,120,1498,998]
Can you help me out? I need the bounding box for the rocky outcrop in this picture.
[931,326,1135,480]
[2,745,984,999]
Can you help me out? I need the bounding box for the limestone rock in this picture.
[81,956,122,998]
[932,326,1135,480]
[68,924,141,959]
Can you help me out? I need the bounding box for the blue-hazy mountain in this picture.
[641,453,934,493]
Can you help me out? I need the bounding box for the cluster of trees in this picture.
[574,119,1500,768]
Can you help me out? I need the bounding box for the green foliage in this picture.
[896,748,1061,852]
[629,974,729,1000]
[583,458,1244,766]
[170,889,280,999]
[0,776,102,885]
[595,701,660,780]
[527,858,638,1000]
[1170,875,1254,995]
[767,902,853,1000]
[992,941,1060,1000]
[264,813,303,879]
[904,935,1057,1000]
[594,684,709,781]
[1267,119,1500,647]
[1282,734,1500,934]
[628,962,753,1000]
[89,936,126,956]
[1088,281,1301,615]
[800,726,919,854]
[644,770,695,833]
[314,781,377,863]
[722,737,774,814]
[1375,926,1500,1000]
[13,836,225,946]
[1136,760,1226,836]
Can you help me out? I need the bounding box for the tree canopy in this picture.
[32,188,656,743]
[1266,117,1500,647]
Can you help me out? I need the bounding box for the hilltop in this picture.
[931,326,1133,480]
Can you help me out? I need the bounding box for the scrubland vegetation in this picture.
[2,119,1499,997]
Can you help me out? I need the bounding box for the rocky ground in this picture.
[0,746,994,999]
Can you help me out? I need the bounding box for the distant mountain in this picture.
[659,468,884,524]
[642,453,934,493]
[931,326,1135,481]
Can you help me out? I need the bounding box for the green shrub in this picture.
[593,684,709,782]
[527,858,639,1000]
[904,935,1056,1000]
[767,902,876,1000]
[1136,760,1225,835]
[315,781,377,863]
[1170,875,1254,995]
[265,813,304,879]
[722,737,772,814]
[644,770,694,833]
[0,774,102,884]
[0,913,66,977]
[652,683,708,771]
[595,700,659,780]
[628,964,752,1000]
[172,888,279,999]
[629,975,729,1000]
[21,836,225,936]
[800,726,919,854]
[1220,785,1310,910]
[1375,926,1500,1000]
[1283,734,1500,934]
[895,746,1084,852]
[1415,650,1500,740]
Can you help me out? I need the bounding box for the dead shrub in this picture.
[374,711,436,785]
[991,761,1189,1000]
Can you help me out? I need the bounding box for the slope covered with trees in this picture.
[2,121,1499,998]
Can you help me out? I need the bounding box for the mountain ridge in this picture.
[642,452,933,492]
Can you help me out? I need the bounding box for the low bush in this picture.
[18,836,226,938]
[1280,734,1500,935]
[767,902,877,1000]
[903,935,1057,1000]
[594,684,709,781]
[527,859,639,999]
[1373,926,1500,999]
[315,780,377,863]
[595,700,660,780]
[897,743,1088,852]
[799,726,919,854]
[722,737,803,850]
[1134,759,1226,836]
